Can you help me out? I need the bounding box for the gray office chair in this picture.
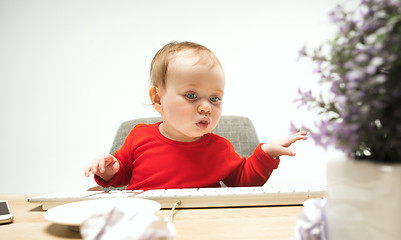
[91,116,260,191]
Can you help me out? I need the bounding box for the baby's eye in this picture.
[185,93,197,100]
[210,96,221,103]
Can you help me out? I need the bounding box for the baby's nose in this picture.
[198,101,211,114]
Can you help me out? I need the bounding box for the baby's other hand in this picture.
[84,154,120,181]
[261,131,307,159]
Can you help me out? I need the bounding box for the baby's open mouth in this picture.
[196,118,210,130]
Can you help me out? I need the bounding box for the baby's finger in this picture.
[104,154,115,163]
[298,131,308,137]
[91,161,101,175]
[84,166,92,177]
[290,132,307,142]
[282,147,296,156]
[98,156,107,173]
[100,154,117,173]
[293,131,307,136]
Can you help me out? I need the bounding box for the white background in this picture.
[0,0,343,194]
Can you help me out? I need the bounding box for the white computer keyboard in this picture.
[28,185,326,210]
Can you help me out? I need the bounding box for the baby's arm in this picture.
[261,131,307,159]
[84,154,120,182]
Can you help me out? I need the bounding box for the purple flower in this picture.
[345,70,364,82]
[294,0,401,163]
[297,45,307,61]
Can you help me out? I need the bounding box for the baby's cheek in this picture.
[210,107,222,128]
[168,103,194,124]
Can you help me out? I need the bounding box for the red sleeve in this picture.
[223,143,280,187]
[94,127,138,188]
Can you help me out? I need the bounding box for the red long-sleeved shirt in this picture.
[95,122,280,190]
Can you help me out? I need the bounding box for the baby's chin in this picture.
[184,130,211,141]
[178,123,217,141]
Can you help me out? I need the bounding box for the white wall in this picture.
[0,0,342,194]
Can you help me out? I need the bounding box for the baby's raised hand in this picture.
[84,154,120,181]
[261,131,307,159]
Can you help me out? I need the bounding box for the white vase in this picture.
[326,157,401,240]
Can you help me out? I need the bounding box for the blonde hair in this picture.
[150,41,222,87]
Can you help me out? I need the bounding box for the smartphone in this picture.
[0,200,13,224]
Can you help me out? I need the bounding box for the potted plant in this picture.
[294,0,401,239]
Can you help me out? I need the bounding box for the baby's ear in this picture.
[149,86,163,113]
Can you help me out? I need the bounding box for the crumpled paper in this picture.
[293,198,327,240]
[80,205,176,240]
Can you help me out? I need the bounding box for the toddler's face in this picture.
[157,54,225,142]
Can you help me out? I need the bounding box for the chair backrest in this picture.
[109,116,260,157]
